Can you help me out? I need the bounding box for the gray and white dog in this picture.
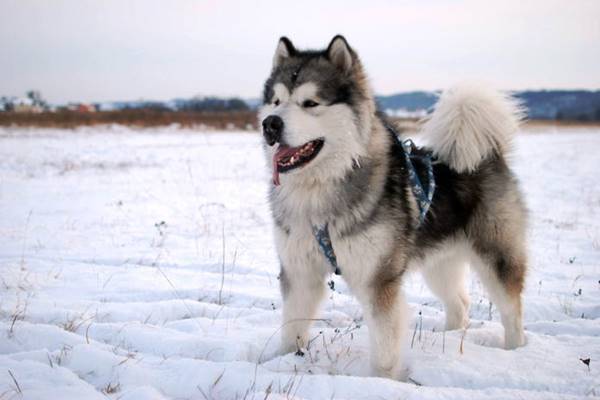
[259,35,527,379]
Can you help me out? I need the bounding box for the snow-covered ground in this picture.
[0,125,599,399]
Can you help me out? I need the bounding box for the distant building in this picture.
[0,96,44,113]
[64,103,97,112]
[0,91,48,113]
[76,103,97,113]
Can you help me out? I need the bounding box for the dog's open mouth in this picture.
[272,139,324,185]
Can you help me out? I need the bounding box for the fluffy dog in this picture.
[259,35,527,379]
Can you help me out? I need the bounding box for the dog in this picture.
[259,35,527,379]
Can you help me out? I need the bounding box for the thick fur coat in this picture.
[259,35,527,379]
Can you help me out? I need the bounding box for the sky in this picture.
[1,0,599,104]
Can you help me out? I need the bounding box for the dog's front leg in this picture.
[279,262,327,354]
[354,274,408,380]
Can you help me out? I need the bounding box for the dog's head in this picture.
[259,35,375,186]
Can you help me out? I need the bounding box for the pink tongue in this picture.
[272,144,300,186]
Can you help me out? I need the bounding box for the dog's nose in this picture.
[262,115,284,146]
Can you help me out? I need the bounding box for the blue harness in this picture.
[313,127,436,275]
[313,224,341,275]
[400,138,436,225]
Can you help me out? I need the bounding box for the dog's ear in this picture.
[326,35,354,72]
[273,37,296,68]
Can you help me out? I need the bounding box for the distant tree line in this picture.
[515,91,600,121]
[175,97,248,112]
[376,90,600,121]
[107,97,249,112]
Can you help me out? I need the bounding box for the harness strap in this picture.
[312,122,436,275]
[401,139,436,225]
[312,224,341,275]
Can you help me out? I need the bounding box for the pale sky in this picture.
[1,0,599,103]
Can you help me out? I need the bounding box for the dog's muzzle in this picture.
[262,115,284,146]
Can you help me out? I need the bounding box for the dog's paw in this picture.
[504,331,526,349]
[370,363,407,381]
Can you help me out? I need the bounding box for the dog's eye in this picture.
[273,99,280,106]
[302,100,319,108]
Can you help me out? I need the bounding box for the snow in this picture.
[0,125,599,399]
[385,108,428,119]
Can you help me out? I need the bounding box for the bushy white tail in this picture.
[421,84,525,173]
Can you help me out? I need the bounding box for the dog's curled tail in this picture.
[421,84,525,173]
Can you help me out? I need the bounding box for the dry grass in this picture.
[102,381,121,395]
[391,117,600,135]
[2,110,595,132]
[0,110,259,130]
[523,119,600,128]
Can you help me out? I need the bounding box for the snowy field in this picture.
[1,125,599,399]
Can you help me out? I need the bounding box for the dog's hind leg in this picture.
[279,263,327,354]
[470,245,526,349]
[420,246,471,331]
